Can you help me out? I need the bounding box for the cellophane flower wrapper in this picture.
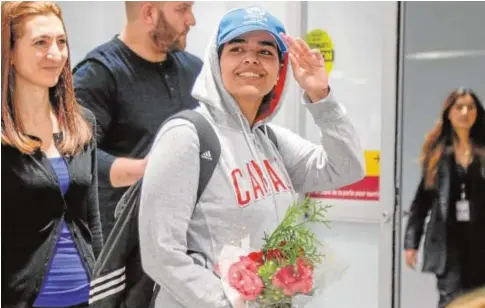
[292,242,350,307]
[217,242,349,307]
[216,199,348,308]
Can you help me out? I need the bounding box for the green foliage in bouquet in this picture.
[248,198,331,307]
[256,260,290,305]
[262,197,331,265]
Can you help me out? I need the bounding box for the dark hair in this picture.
[421,88,485,188]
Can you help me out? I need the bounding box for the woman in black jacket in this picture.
[404,88,485,308]
[1,2,103,307]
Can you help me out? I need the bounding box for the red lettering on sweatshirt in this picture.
[247,164,264,200]
[263,159,288,192]
[250,160,269,194]
[231,169,250,207]
[231,159,290,206]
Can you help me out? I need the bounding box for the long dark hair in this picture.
[421,88,485,188]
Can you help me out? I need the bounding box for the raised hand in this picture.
[280,33,329,103]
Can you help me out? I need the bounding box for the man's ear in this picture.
[140,2,159,29]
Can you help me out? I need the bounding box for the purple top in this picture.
[33,157,90,307]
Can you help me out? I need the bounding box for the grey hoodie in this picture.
[138,29,365,308]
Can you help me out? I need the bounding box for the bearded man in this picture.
[73,1,202,240]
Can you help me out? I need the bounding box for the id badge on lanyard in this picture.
[456,183,470,222]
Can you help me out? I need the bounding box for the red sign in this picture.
[308,176,379,201]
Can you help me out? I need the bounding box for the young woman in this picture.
[2,2,103,307]
[404,88,485,308]
[138,6,365,308]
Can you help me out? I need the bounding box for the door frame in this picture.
[379,2,401,308]
[393,2,406,308]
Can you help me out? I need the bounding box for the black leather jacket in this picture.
[404,152,485,275]
[1,108,103,308]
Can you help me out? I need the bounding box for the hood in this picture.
[191,25,291,129]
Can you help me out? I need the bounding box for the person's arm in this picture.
[268,34,364,192]
[139,119,231,308]
[108,157,147,187]
[268,89,365,193]
[73,61,146,188]
[82,109,103,256]
[404,177,434,250]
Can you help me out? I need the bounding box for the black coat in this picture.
[404,151,485,275]
[1,108,103,308]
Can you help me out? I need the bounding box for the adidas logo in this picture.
[201,150,212,161]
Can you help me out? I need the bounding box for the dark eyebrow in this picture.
[259,40,277,49]
[227,38,246,45]
[32,34,66,40]
[227,38,277,50]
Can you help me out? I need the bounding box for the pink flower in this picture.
[228,256,264,300]
[271,257,314,296]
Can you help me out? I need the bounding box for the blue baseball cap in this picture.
[217,6,287,53]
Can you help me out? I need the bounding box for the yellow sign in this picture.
[364,150,380,177]
[304,29,334,74]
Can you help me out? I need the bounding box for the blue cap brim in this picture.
[217,24,287,53]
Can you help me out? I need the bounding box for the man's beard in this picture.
[150,10,187,53]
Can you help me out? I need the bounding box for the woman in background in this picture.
[404,88,485,308]
[2,2,102,307]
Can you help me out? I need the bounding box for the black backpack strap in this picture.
[259,125,278,149]
[167,109,221,201]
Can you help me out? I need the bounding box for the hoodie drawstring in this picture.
[238,114,282,223]
[261,125,297,205]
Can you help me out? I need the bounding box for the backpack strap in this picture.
[259,125,278,150]
[167,109,221,201]
[113,110,219,218]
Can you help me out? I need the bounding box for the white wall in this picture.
[59,1,126,66]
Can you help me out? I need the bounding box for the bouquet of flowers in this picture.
[217,198,341,308]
